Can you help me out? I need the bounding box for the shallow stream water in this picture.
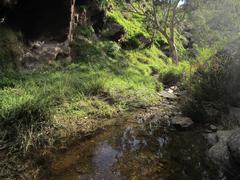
[47,112,228,180]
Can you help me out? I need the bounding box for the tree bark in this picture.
[168,32,179,64]
[161,29,179,64]
[68,0,76,43]
[169,8,179,64]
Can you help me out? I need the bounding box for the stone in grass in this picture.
[209,124,218,132]
[159,91,178,100]
[207,130,236,166]
[171,116,194,129]
[227,129,240,165]
[208,141,230,166]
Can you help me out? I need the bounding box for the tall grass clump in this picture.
[0,89,51,154]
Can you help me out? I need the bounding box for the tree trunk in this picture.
[161,30,179,64]
[169,37,179,64]
[68,0,76,43]
[169,21,179,64]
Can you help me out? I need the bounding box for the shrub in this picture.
[101,41,121,58]
[183,51,240,122]
[71,38,103,62]
[121,33,148,50]
[160,71,182,86]
[159,62,190,87]
[76,25,95,38]
[0,27,24,71]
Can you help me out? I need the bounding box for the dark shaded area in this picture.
[183,38,240,123]
[155,39,171,57]
[3,0,71,41]
[121,33,152,50]
[91,10,106,34]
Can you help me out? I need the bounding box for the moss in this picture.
[107,9,149,40]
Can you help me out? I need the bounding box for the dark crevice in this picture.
[91,10,105,34]
[76,0,106,34]
[4,0,71,41]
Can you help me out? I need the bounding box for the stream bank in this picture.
[41,87,238,180]
[1,85,240,179]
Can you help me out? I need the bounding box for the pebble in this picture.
[167,89,174,93]
[76,168,86,174]
[209,125,217,132]
[163,115,169,119]
[171,116,194,129]
[59,146,68,151]
[170,86,178,91]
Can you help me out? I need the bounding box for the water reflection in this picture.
[93,141,119,180]
[50,116,224,180]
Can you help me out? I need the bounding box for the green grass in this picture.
[108,10,149,39]
[0,36,192,154]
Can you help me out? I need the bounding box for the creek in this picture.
[46,89,230,180]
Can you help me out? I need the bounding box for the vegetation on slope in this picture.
[0,0,193,177]
[181,0,240,124]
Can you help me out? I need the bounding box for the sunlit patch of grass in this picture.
[107,10,149,39]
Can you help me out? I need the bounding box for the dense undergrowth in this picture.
[183,42,240,124]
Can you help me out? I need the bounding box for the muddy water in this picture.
[47,111,227,180]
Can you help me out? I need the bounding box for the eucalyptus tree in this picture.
[123,0,188,64]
